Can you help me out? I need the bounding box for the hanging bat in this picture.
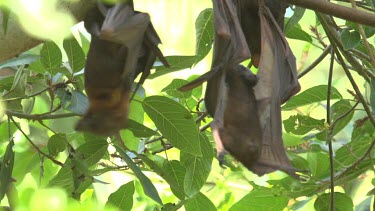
[75,2,168,136]
[211,65,263,168]
[179,0,300,176]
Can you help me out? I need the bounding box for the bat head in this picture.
[75,88,130,136]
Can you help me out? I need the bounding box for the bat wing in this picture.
[252,4,300,176]
[178,0,250,93]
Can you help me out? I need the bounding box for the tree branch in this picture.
[284,0,375,27]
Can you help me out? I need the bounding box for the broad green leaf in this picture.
[77,137,108,166]
[12,150,39,183]
[162,79,192,99]
[162,160,186,199]
[282,85,342,110]
[120,130,139,152]
[106,181,135,211]
[129,94,145,123]
[340,29,361,50]
[346,21,375,38]
[0,53,39,69]
[285,8,306,32]
[127,119,158,137]
[28,58,47,74]
[47,133,67,157]
[66,90,88,115]
[288,153,310,171]
[282,133,303,147]
[142,96,201,156]
[185,192,216,211]
[316,100,354,140]
[0,140,14,201]
[48,137,108,190]
[79,31,90,55]
[229,189,288,211]
[283,114,325,135]
[114,146,163,205]
[40,41,62,70]
[285,24,312,43]
[195,8,214,61]
[138,154,185,199]
[2,68,27,111]
[307,152,330,179]
[334,121,374,169]
[63,36,85,74]
[180,133,213,197]
[149,56,196,79]
[314,192,353,211]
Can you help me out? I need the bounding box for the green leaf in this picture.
[229,189,288,211]
[334,121,374,169]
[282,85,342,111]
[0,140,14,201]
[316,100,354,140]
[162,79,192,99]
[162,160,186,199]
[48,137,108,191]
[285,24,312,43]
[285,7,306,32]
[126,119,158,137]
[65,90,88,115]
[76,136,108,166]
[195,8,214,61]
[2,68,27,111]
[79,31,90,55]
[180,133,213,197]
[314,192,353,211]
[283,114,325,135]
[149,56,196,79]
[138,154,185,200]
[28,58,47,74]
[142,96,201,156]
[185,192,216,211]
[40,41,62,70]
[307,152,330,179]
[0,53,39,69]
[340,29,361,50]
[47,133,67,157]
[63,36,85,74]
[106,181,135,211]
[114,146,163,205]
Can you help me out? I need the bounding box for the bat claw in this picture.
[217,152,227,169]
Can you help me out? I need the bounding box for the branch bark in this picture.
[0,0,96,63]
[284,0,375,27]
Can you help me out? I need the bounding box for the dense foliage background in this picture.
[0,0,375,210]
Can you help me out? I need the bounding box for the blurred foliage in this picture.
[0,0,375,211]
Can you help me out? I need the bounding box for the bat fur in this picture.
[75,2,168,136]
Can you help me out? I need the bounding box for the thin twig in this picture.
[326,48,335,211]
[6,110,80,120]
[298,45,331,78]
[317,14,375,128]
[1,81,71,102]
[348,0,375,67]
[10,116,64,166]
